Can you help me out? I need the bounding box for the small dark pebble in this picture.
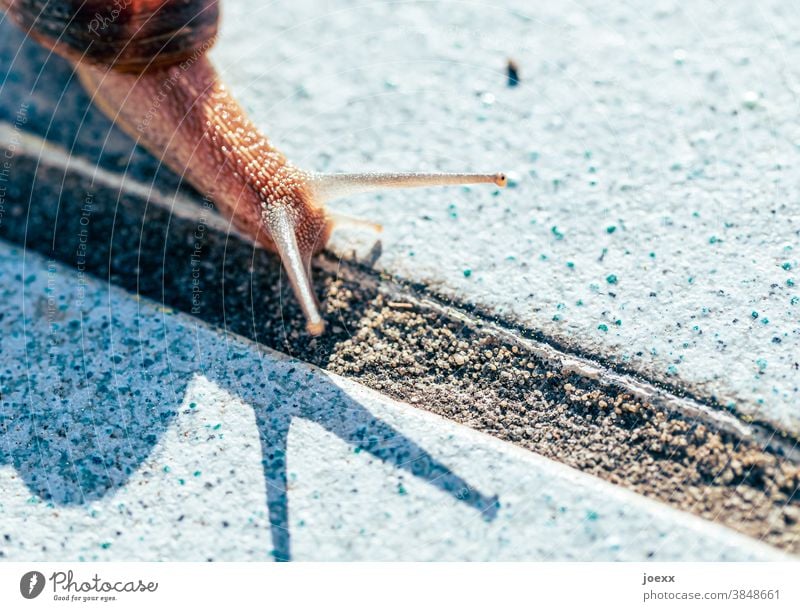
[506,59,520,87]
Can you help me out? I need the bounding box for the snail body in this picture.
[2,0,506,334]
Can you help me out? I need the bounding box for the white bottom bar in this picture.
[0,562,797,610]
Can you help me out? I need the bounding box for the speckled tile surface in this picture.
[212,0,800,434]
[1,1,797,436]
[0,242,786,561]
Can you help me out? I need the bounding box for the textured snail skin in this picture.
[77,57,332,333]
[2,0,505,335]
[79,58,332,254]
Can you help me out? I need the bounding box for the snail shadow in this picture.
[0,246,498,562]
[239,373,498,561]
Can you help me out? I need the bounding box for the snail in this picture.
[2,0,506,335]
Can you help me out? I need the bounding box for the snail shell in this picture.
[2,0,506,334]
[2,0,219,72]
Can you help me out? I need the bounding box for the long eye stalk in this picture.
[264,207,327,336]
[309,172,507,203]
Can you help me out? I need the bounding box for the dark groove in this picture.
[332,254,800,451]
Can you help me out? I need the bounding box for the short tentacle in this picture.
[326,211,384,233]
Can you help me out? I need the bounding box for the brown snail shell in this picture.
[1,0,506,334]
[2,0,219,72]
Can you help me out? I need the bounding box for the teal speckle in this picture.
[353,447,362,454]
[552,314,561,321]
[397,483,407,496]
[585,510,599,521]
[709,236,721,244]
[551,226,564,240]
[566,261,575,269]
[782,262,792,271]
[463,269,472,278]
[178,478,186,485]
[163,465,171,473]
[606,225,616,234]
[761,318,769,325]
[614,319,622,326]
[597,324,609,332]
[751,311,759,319]
[787,279,795,287]
[649,252,656,258]
[189,402,197,409]
[193,470,202,477]
[212,423,222,430]
[791,296,799,306]
[100,542,111,550]
[606,274,618,284]
[756,358,767,372]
